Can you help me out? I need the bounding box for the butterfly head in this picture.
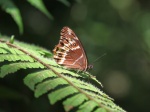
[87,64,93,70]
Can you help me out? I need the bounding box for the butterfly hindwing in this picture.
[53,26,88,71]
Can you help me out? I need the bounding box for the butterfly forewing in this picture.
[53,26,88,71]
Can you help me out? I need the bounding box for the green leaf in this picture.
[24,70,57,90]
[9,35,15,43]
[95,108,107,112]
[63,93,88,111]
[49,86,79,104]
[27,0,53,20]
[35,78,69,97]
[78,100,99,112]
[0,0,23,34]
[0,62,45,78]
[0,54,34,62]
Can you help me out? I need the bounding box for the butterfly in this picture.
[53,26,92,71]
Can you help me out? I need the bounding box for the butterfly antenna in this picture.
[91,53,107,64]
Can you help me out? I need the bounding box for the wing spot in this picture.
[60,42,64,46]
[58,53,62,57]
[73,43,76,46]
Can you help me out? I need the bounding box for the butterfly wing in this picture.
[53,26,88,71]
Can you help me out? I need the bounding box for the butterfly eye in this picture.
[73,43,76,46]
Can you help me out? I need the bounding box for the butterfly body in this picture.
[53,27,88,71]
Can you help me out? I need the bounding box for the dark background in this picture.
[0,0,150,112]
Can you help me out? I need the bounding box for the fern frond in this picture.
[1,62,44,77]
[24,70,57,90]
[0,37,126,112]
[63,93,88,107]
[0,54,34,62]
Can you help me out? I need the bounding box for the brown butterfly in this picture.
[53,26,92,71]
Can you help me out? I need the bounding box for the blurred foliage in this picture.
[0,0,150,112]
[0,0,23,34]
